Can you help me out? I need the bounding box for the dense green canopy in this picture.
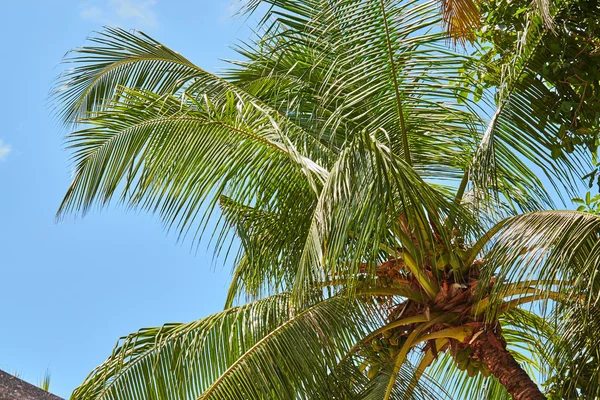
[53,0,600,398]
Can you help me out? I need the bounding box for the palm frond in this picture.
[197,296,382,400]
[53,27,203,124]
[73,294,393,400]
[439,0,481,43]
[477,211,600,315]
[219,195,315,305]
[72,293,292,399]
[235,0,569,217]
[233,0,482,182]
[58,86,326,247]
[544,301,600,398]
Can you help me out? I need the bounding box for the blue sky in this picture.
[0,1,256,397]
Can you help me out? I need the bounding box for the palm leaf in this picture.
[478,210,600,306]
[234,0,481,178]
[58,87,326,246]
[72,294,396,400]
[219,196,315,305]
[72,293,292,399]
[544,300,600,398]
[53,27,203,124]
[439,0,481,43]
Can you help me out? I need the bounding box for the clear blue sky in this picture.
[0,1,256,397]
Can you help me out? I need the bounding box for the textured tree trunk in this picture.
[472,330,546,400]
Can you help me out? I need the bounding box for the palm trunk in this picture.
[472,330,545,400]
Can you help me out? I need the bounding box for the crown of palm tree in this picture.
[52,0,600,399]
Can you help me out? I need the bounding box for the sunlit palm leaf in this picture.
[58,87,326,246]
[478,211,600,305]
[72,293,441,400]
[53,27,203,124]
[72,294,292,399]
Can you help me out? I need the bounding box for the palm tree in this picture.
[53,0,600,399]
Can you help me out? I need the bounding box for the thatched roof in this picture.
[0,370,63,400]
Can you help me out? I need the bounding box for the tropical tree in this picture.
[53,0,600,399]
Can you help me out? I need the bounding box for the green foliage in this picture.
[39,369,51,392]
[476,0,600,165]
[573,191,600,213]
[51,0,600,398]
[544,301,600,398]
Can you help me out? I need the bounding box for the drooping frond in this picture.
[53,27,203,124]
[72,294,407,400]
[475,211,600,317]
[219,195,315,306]
[198,296,381,400]
[57,86,327,245]
[54,25,329,155]
[71,294,292,399]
